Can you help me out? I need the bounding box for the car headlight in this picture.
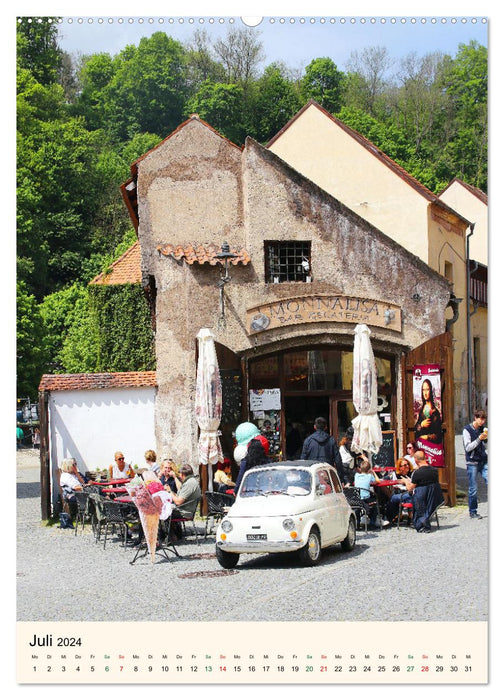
[282,518,295,531]
[221,520,233,533]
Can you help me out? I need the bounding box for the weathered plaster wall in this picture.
[136,118,451,464]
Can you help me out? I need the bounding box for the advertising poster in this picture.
[413,364,445,466]
[12,4,492,694]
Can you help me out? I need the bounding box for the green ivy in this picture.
[88,283,156,372]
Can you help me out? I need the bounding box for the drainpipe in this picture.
[466,223,475,420]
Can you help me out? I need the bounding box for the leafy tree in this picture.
[345,46,394,116]
[39,283,90,372]
[213,27,264,88]
[184,29,227,93]
[300,57,345,114]
[249,63,303,143]
[393,51,451,154]
[17,281,48,398]
[441,41,487,189]
[337,106,415,166]
[17,17,62,86]
[72,52,116,130]
[187,80,246,144]
[98,33,188,141]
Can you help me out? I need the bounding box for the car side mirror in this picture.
[315,486,325,496]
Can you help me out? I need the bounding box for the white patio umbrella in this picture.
[195,328,224,489]
[350,324,383,456]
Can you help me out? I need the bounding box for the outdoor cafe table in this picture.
[88,478,131,487]
[101,487,129,498]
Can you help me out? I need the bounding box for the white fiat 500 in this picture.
[215,460,356,568]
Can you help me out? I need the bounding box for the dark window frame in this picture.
[264,240,312,283]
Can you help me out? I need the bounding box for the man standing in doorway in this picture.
[462,409,488,520]
[300,417,344,481]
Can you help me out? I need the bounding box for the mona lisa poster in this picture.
[413,365,445,467]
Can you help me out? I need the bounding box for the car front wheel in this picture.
[298,528,321,566]
[216,546,240,569]
[341,517,356,552]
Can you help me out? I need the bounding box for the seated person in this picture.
[213,458,235,493]
[59,457,85,516]
[144,449,159,473]
[158,459,181,494]
[354,460,389,528]
[386,458,413,522]
[164,464,202,540]
[109,451,134,480]
[406,450,444,533]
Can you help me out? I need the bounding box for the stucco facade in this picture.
[132,115,451,465]
[267,101,472,427]
[439,178,488,411]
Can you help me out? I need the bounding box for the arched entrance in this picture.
[248,345,396,460]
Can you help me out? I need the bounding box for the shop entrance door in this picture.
[284,396,329,459]
[284,395,355,459]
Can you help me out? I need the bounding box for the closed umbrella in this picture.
[350,324,383,456]
[195,328,224,488]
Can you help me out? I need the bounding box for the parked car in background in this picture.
[216,460,356,568]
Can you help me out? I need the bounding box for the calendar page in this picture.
[13,1,492,692]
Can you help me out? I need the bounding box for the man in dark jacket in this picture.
[300,417,344,481]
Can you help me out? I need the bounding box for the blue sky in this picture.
[56,12,488,76]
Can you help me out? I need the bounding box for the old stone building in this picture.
[119,113,458,502]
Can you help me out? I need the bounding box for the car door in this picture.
[328,467,348,538]
[315,468,338,544]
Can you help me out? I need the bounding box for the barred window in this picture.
[265,241,312,283]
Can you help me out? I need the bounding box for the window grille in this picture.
[265,241,312,283]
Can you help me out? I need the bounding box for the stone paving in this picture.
[16,439,488,622]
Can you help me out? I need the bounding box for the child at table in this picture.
[353,460,386,529]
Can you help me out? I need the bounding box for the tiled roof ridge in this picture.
[39,371,157,392]
[157,242,251,266]
[90,241,141,286]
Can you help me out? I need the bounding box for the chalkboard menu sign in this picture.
[372,430,397,468]
[220,370,242,424]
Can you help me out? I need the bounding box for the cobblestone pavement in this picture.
[16,440,488,622]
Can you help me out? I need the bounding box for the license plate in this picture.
[247,533,267,541]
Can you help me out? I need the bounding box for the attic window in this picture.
[265,241,312,283]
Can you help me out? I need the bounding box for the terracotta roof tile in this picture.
[157,243,251,266]
[90,241,142,286]
[39,371,157,392]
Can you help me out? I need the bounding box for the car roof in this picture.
[246,460,332,472]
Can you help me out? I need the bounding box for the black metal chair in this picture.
[74,491,91,536]
[170,499,202,546]
[101,499,131,549]
[88,493,107,542]
[343,486,375,533]
[204,491,235,539]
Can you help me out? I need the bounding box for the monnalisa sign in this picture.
[246,294,402,335]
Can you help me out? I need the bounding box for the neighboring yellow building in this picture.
[439,179,488,413]
[268,100,472,428]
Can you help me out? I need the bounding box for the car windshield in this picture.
[240,468,312,497]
